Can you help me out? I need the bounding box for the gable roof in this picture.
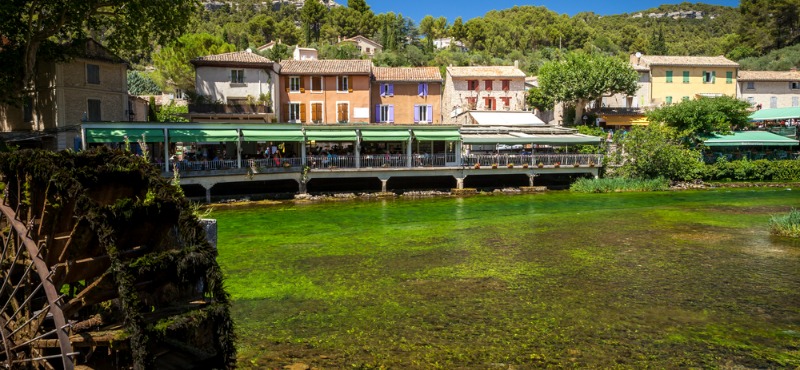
[191,51,274,68]
[738,70,800,81]
[373,67,441,82]
[279,59,371,75]
[341,35,382,48]
[632,55,739,69]
[446,66,526,78]
[75,39,128,66]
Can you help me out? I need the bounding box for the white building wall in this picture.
[738,81,800,109]
[195,66,277,109]
[442,74,526,124]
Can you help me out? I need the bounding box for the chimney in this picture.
[514,60,519,69]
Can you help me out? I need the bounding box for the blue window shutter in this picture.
[380,84,386,97]
[388,84,394,96]
[418,83,423,96]
[388,105,394,122]
[425,83,429,96]
[414,104,420,123]
[376,104,382,122]
[427,105,433,121]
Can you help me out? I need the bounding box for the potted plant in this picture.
[474,163,481,169]
[523,163,529,169]
[537,162,544,168]
[283,162,292,169]
[507,163,514,168]
[573,162,580,167]
[492,163,499,169]
[589,161,595,167]
[554,162,561,168]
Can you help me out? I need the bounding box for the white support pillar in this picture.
[164,128,170,173]
[355,133,361,169]
[455,177,465,190]
[80,127,87,151]
[406,137,413,168]
[236,130,242,169]
[380,179,388,193]
[301,140,307,166]
[455,141,463,166]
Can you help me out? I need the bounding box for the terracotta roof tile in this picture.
[446,66,526,78]
[191,51,274,67]
[738,70,800,81]
[373,67,441,82]
[279,59,372,75]
[631,55,738,69]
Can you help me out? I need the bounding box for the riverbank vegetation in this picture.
[769,208,800,237]
[570,177,669,193]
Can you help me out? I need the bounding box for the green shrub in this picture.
[702,159,800,182]
[570,177,670,193]
[769,208,800,238]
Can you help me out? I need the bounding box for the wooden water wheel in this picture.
[0,148,235,369]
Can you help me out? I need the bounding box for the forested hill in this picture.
[138,0,799,93]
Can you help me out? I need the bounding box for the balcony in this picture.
[188,104,276,122]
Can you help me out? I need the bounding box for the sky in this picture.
[366,0,741,23]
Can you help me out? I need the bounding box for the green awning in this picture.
[241,129,305,142]
[462,134,601,145]
[462,134,533,144]
[85,128,165,143]
[168,129,240,143]
[413,129,461,141]
[360,129,411,142]
[703,131,799,147]
[525,134,603,145]
[304,129,357,141]
[749,107,800,121]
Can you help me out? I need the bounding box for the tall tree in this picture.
[648,27,668,55]
[538,52,639,124]
[646,96,752,140]
[301,0,328,45]
[740,0,800,53]
[151,33,236,92]
[0,0,197,102]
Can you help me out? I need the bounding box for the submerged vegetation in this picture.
[570,176,670,193]
[769,208,800,237]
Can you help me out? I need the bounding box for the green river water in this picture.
[212,188,800,369]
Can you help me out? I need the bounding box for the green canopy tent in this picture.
[241,129,305,142]
[304,129,358,142]
[168,129,240,143]
[703,131,799,147]
[412,129,461,141]
[85,128,165,143]
[749,107,800,121]
[360,129,411,142]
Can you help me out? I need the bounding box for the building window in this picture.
[665,96,672,105]
[682,96,690,102]
[380,83,394,97]
[418,83,428,97]
[376,104,394,123]
[230,69,244,84]
[86,64,100,84]
[703,70,715,84]
[311,76,322,92]
[791,82,800,90]
[337,76,349,92]
[666,70,673,83]
[310,102,323,123]
[501,80,510,91]
[337,102,349,123]
[414,104,432,123]
[792,97,799,107]
[726,71,733,84]
[747,81,755,90]
[88,99,102,121]
[484,80,493,91]
[770,96,778,108]
[484,97,496,110]
[683,71,690,83]
[289,76,301,92]
[747,97,755,105]
[288,102,303,122]
[366,47,371,53]
[500,97,511,109]
[467,80,479,91]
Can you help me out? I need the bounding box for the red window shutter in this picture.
[502,80,510,91]
[485,80,492,91]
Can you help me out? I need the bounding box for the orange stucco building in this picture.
[371,67,443,124]
[279,60,372,124]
